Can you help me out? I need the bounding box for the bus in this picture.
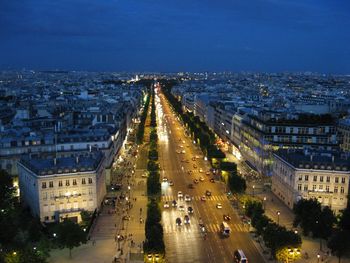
[220,221,231,236]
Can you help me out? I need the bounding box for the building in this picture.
[18,152,106,223]
[272,149,350,214]
[338,117,350,152]
[233,109,338,175]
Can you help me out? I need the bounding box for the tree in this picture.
[228,172,246,194]
[293,198,321,236]
[0,170,16,209]
[315,206,336,250]
[328,230,350,263]
[55,220,87,258]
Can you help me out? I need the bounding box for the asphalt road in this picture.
[155,90,266,263]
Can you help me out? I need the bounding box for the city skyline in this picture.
[1,0,350,74]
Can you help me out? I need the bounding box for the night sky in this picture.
[1,0,349,73]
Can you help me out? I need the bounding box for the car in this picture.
[195,155,200,159]
[172,200,177,207]
[176,150,181,154]
[169,180,174,186]
[122,215,130,220]
[184,215,190,224]
[182,140,186,143]
[193,164,197,169]
[206,171,211,176]
[187,170,193,175]
[185,195,191,202]
[162,177,168,182]
[192,157,196,161]
[164,202,169,208]
[178,191,183,198]
[147,254,153,261]
[181,150,186,154]
[199,176,204,182]
[201,195,206,201]
[188,183,194,189]
[179,205,185,211]
[187,206,194,214]
[193,179,199,184]
[199,224,207,233]
[199,168,203,173]
[206,190,212,196]
[210,178,215,183]
[180,145,184,148]
[181,159,186,162]
[223,214,231,221]
[154,254,160,261]
[141,173,148,178]
[176,217,182,226]
[216,203,223,209]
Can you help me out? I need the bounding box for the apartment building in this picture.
[272,149,350,214]
[232,109,338,175]
[18,152,106,223]
[338,117,350,152]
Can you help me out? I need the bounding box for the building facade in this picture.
[18,152,106,223]
[272,150,350,214]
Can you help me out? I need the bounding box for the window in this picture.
[51,216,55,220]
[44,216,49,221]
[58,181,63,187]
[82,178,86,185]
[88,178,93,184]
[42,182,47,189]
[49,181,53,188]
[313,185,316,191]
[298,184,302,191]
[304,185,308,192]
[319,185,323,190]
[320,176,323,182]
[326,176,330,183]
[73,179,77,186]
[335,177,339,183]
[341,187,345,194]
[43,192,47,200]
[65,180,70,186]
[313,176,317,182]
[298,175,302,181]
[334,186,338,193]
[88,188,93,195]
[326,185,329,192]
[342,177,346,184]
[305,175,309,181]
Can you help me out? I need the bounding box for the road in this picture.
[154,89,265,263]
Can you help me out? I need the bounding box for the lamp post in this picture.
[277,211,281,225]
[317,253,321,263]
[263,196,267,210]
[252,185,255,197]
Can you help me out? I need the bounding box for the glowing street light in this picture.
[277,211,281,224]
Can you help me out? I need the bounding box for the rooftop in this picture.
[19,151,104,176]
[274,149,350,172]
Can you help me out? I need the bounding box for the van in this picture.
[234,249,248,263]
[220,221,231,236]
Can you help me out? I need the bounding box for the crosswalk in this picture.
[162,195,227,202]
[162,222,248,234]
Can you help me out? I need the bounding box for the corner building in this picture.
[18,152,106,223]
[272,150,350,214]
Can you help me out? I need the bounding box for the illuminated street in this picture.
[154,89,265,263]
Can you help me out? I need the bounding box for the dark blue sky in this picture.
[1,0,349,73]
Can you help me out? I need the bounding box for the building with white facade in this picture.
[18,152,106,223]
[272,149,350,214]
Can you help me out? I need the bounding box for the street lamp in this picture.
[317,253,321,263]
[53,233,57,238]
[263,196,267,210]
[252,185,255,197]
[277,211,281,225]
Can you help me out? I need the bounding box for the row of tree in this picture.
[144,89,165,256]
[293,198,350,262]
[136,90,151,145]
[245,199,302,261]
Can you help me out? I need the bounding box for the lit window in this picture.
[42,182,47,189]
